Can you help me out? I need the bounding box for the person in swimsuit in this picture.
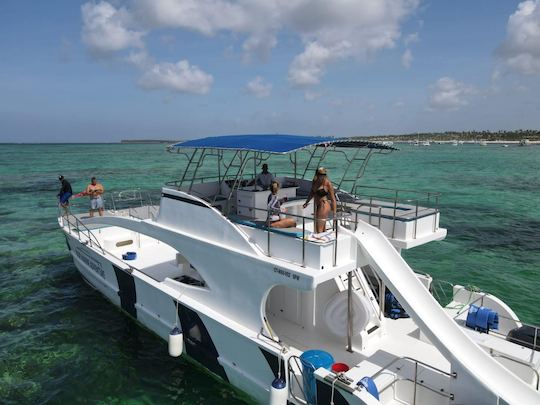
[267,181,296,228]
[302,167,337,233]
[84,177,105,217]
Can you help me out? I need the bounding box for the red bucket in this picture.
[331,362,350,373]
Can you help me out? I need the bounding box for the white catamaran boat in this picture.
[59,135,540,405]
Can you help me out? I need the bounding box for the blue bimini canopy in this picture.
[168,134,394,154]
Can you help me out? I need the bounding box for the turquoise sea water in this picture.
[0,143,539,404]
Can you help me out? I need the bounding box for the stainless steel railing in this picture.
[371,356,456,404]
[430,280,540,354]
[165,174,240,188]
[348,185,441,239]
[60,210,104,254]
[234,203,348,268]
[287,355,308,404]
[109,189,156,212]
[488,348,540,390]
[64,189,158,221]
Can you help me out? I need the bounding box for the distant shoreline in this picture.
[1,130,539,144]
[362,130,540,142]
[121,139,177,144]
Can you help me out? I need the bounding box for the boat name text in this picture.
[75,248,105,279]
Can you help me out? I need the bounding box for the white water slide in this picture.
[350,221,540,405]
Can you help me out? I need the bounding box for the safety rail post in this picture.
[333,216,338,267]
[414,200,419,239]
[378,206,382,229]
[267,212,271,257]
[368,196,373,225]
[347,271,353,352]
[302,217,306,267]
[413,361,418,405]
[391,190,398,238]
[434,193,440,232]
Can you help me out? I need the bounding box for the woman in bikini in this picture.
[302,167,337,233]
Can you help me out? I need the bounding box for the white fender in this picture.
[269,378,287,405]
[168,326,183,357]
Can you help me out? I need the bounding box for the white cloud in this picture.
[138,60,213,94]
[491,68,502,81]
[133,0,280,62]
[401,49,413,68]
[498,0,540,75]
[304,90,322,101]
[81,1,144,54]
[81,0,420,90]
[126,50,152,68]
[404,32,419,45]
[242,32,278,63]
[246,76,272,98]
[289,42,340,86]
[287,0,419,86]
[133,0,251,35]
[428,77,476,111]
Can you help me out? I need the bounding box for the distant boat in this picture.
[452,140,458,146]
[502,144,509,148]
[479,140,487,146]
[458,140,464,145]
[422,140,430,146]
[519,139,531,146]
[381,141,394,146]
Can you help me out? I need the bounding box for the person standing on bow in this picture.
[57,175,73,214]
[84,177,105,217]
[302,167,337,233]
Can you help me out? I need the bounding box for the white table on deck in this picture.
[236,185,298,220]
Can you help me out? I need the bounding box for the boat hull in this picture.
[64,233,353,405]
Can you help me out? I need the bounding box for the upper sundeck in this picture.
[61,135,445,278]
[164,134,446,252]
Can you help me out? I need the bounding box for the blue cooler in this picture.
[300,350,334,404]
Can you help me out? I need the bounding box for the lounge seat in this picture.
[230,216,305,239]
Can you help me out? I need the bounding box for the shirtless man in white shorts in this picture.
[85,177,105,217]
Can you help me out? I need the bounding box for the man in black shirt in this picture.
[57,175,73,212]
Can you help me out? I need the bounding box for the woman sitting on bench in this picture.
[267,181,297,228]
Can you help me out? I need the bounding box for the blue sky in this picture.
[1,0,540,142]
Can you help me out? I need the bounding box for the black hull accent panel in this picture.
[65,236,71,251]
[113,266,137,318]
[316,379,350,405]
[260,348,286,379]
[176,301,228,382]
